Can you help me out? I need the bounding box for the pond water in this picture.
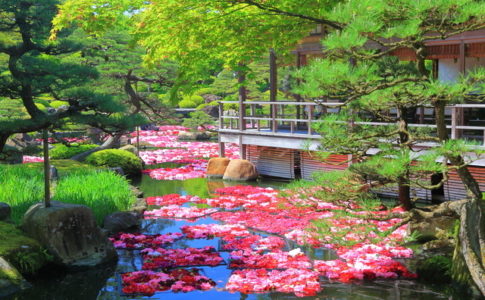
[5,175,482,300]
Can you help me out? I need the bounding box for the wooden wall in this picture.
[246,146,295,179]
[246,145,485,202]
[444,166,485,200]
[301,152,350,180]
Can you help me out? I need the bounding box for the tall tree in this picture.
[0,0,145,152]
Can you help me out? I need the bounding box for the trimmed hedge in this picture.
[50,144,98,159]
[86,149,143,175]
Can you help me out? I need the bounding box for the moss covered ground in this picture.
[0,222,51,277]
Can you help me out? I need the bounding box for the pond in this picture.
[5,173,480,300]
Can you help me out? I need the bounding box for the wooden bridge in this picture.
[217,100,485,202]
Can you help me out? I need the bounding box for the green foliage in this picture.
[49,101,69,109]
[52,169,136,225]
[417,255,452,283]
[0,1,147,147]
[182,111,215,130]
[194,87,217,97]
[0,165,44,224]
[86,149,143,175]
[0,145,23,163]
[0,222,51,276]
[50,144,98,159]
[178,100,197,108]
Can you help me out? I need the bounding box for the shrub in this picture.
[34,99,51,107]
[53,170,136,225]
[34,103,47,111]
[179,94,204,108]
[49,100,69,108]
[50,144,98,159]
[178,100,197,108]
[0,165,44,224]
[182,111,215,130]
[194,87,217,96]
[86,149,143,175]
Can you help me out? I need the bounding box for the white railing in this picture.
[218,101,485,145]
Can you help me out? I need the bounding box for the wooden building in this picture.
[217,28,485,202]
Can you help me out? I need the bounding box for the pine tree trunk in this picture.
[398,176,412,210]
[0,134,8,153]
[70,133,123,161]
[434,99,485,295]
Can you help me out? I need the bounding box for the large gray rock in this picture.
[21,201,117,268]
[103,212,139,234]
[0,202,11,221]
[201,105,219,118]
[0,257,27,298]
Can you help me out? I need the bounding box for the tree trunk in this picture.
[0,134,9,153]
[397,108,412,210]
[70,133,123,161]
[398,176,412,210]
[434,99,485,295]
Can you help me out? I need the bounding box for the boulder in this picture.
[207,157,230,179]
[119,144,137,154]
[103,212,139,234]
[21,201,117,268]
[178,131,210,141]
[0,203,11,221]
[0,257,27,298]
[223,159,258,181]
[201,105,219,118]
[408,215,456,243]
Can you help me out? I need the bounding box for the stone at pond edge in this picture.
[408,215,456,243]
[119,144,137,154]
[103,211,139,234]
[0,202,11,221]
[21,201,117,268]
[207,157,230,179]
[0,257,28,298]
[223,159,258,181]
[178,131,211,141]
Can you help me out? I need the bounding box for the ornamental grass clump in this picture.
[53,169,136,225]
[0,165,43,223]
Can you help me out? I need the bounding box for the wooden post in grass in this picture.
[43,129,51,208]
[136,126,140,155]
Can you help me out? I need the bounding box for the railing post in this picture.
[307,105,314,135]
[238,63,247,131]
[272,103,277,133]
[218,102,223,129]
[451,106,457,139]
[250,104,256,129]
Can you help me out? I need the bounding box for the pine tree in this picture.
[0,0,145,152]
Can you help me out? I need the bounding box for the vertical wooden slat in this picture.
[250,104,255,128]
[272,103,277,133]
[451,106,457,139]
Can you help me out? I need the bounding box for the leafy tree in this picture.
[0,0,145,153]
